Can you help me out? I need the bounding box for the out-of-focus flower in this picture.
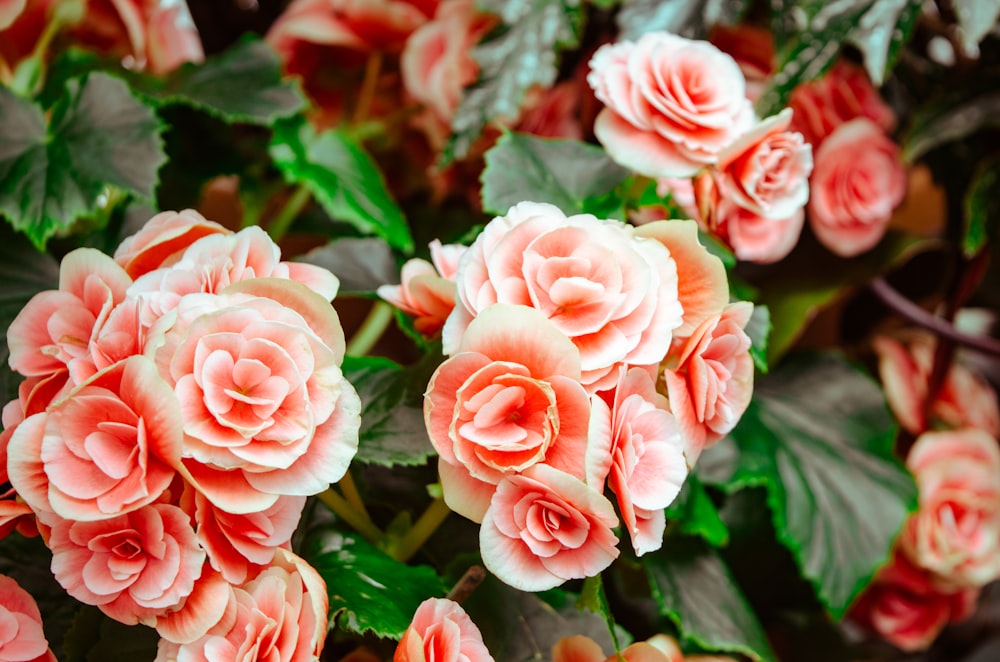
[394,597,494,662]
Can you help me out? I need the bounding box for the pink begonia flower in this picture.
[900,429,1000,590]
[849,551,979,652]
[0,574,57,662]
[148,566,232,645]
[377,240,466,337]
[480,464,619,592]
[394,597,494,662]
[154,548,328,662]
[661,302,754,463]
[873,331,1000,437]
[709,24,775,104]
[444,201,683,391]
[113,209,228,279]
[147,280,361,514]
[552,633,722,662]
[588,367,687,555]
[587,32,753,178]
[6,356,182,522]
[808,118,906,257]
[49,502,205,624]
[425,304,591,522]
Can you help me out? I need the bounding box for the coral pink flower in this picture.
[425,305,591,522]
[552,634,680,662]
[661,302,754,462]
[588,367,687,555]
[395,597,494,662]
[49,502,205,624]
[587,32,753,178]
[147,281,361,514]
[900,429,1000,589]
[445,202,683,391]
[808,118,906,257]
[377,240,466,337]
[149,566,232,645]
[480,464,619,592]
[113,209,228,279]
[0,574,56,662]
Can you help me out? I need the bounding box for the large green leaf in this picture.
[646,536,776,662]
[447,0,581,159]
[270,117,413,253]
[616,0,751,40]
[305,530,445,638]
[699,352,916,618]
[0,73,165,249]
[963,156,1000,258]
[665,475,730,547]
[63,607,159,662]
[481,133,631,217]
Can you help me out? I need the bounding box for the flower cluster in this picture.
[1,210,359,658]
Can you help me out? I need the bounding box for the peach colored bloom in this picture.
[587,32,753,178]
[114,209,228,279]
[661,302,754,462]
[395,597,494,662]
[377,240,466,337]
[552,634,690,662]
[0,574,56,662]
[425,305,591,522]
[900,429,1000,589]
[149,566,232,645]
[808,118,906,257]
[480,464,619,592]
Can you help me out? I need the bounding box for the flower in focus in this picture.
[113,209,228,279]
[394,597,494,662]
[0,573,57,662]
[377,239,466,337]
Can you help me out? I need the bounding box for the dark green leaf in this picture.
[0,73,165,249]
[666,475,730,547]
[63,607,159,662]
[646,536,776,662]
[904,83,1000,163]
[954,0,1000,52]
[616,0,751,40]
[481,132,631,216]
[295,237,399,296]
[576,575,623,652]
[963,157,1000,258]
[448,0,581,159]
[704,352,916,618]
[270,117,413,253]
[745,304,771,373]
[305,530,444,638]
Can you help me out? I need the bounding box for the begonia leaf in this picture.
[745,304,771,373]
[616,0,751,40]
[63,606,159,662]
[903,79,1000,163]
[0,73,165,250]
[481,132,631,218]
[646,536,777,662]
[269,117,413,253]
[305,530,445,638]
[295,237,399,296]
[447,0,581,159]
[963,156,1000,258]
[665,475,730,547]
[699,352,916,618]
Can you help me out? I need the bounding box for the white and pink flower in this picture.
[395,597,494,662]
[0,573,57,662]
[378,239,466,336]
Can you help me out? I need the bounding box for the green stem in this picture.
[316,488,382,544]
[392,496,451,562]
[345,301,395,357]
[337,470,371,521]
[266,185,312,243]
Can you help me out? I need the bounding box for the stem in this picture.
[266,185,312,243]
[337,471,370,521]
[345,301,395,357]
[392,496,451,563]
[352,51,383,126]
[446,565,486,604]
[316,488,383,544]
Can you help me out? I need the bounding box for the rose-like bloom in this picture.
[587,32,753,178]
[445,202,684,391]
[49,502,205,625]
[588,367,687,555]
[480,464,619,592]
[114,209,228,279]
[849,551,979,652]
[873,331,1000,437]
[147,280,361,514]
[0,574,57,662]
[7,356,182,522]
[709,24,775,103]
[426,305,591,522]
[154,548,328,662]
[395,597,494,662]
[661,302,754,462]
[808,118,906,257]
[900,429,1000,589]
[377,240,466,337]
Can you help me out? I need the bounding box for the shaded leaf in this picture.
[745,304,771,373]
[666,475,730,547]
[963,157,1000,258]
[904,83,1000,163]
[295,237,399,296]
[63,607,159,662]
[617,0,750,40]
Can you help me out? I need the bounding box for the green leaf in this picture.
[481,132,631,217]
[903,82,1000,162]
[305,530,445,638]
[745,304,771,373]
[646,536,776,662]
[63,607,159,662]
[269,117,413,253]
[295,237,399,296]
[576,575,623,653]
[954,0,1000,53]
[963,157,1000,258]
[616,0,751,40]
[666,475,730,547]
[342,353,440,467]
[448,0,581,159]
[0,73,165,249]
[702,352,916,618]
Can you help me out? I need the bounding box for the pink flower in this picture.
[587,32,753,178]
[377,240,466,337]
[113,209,228,279]
[445,202,683,391]
[900,429,1000,589]
[480,464,619,591]
[808,118,906,257]
[0,574,56,662]
[588,367,687,555]
[661,302,754,462]
[395,598,494,662]
[552,634,681,662]
[425,305,591,522]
